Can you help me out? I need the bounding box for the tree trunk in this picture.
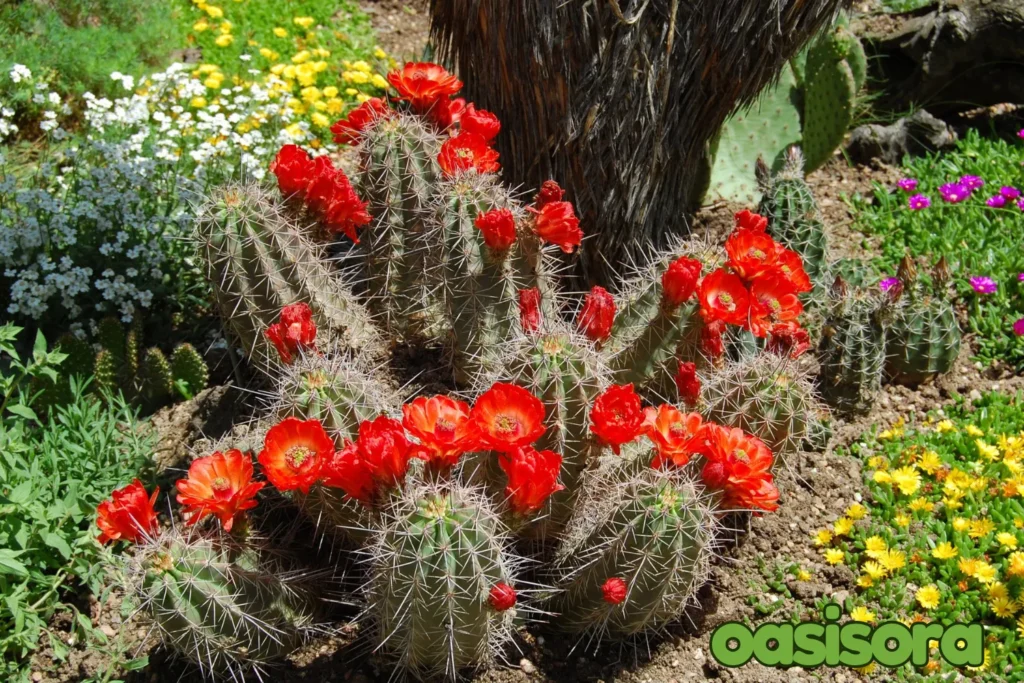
[430,0,846,285]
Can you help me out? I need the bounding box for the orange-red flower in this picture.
[700,424,779,512]
[355,415,413,487]
[534,180,564,209]
[438,131,500,177]
[471,383,546,453]
[766,321,812,359]
[402,395,477,468]
[320,440,376,504]
[322,179,372,243]
[498,445,564,515]
[265,302,317,364]
[387,62,463,111]
[662,257,702,307]
[427,96,466,129]
[175,450,264,532]
[602,577,627,604]
[460,103,501,142]
[675,361,701,407]
[489,582,517,611]
[303,156,340,215]
[96,480,159,544]
[577,285,615,343]
[698,269,750,327]
[519,287,542,335]
[269,144,314,197]
[734,209,768,233]
[590,384,645,454]
[701,318,726,360]
[748,273,803,338]
[534,200,583,254]
[330,97,389,145]
[644,404,704,469]
[725,228,780,282]
[773,249,813,293]
[474,207,517,251]
[257,417,333,494]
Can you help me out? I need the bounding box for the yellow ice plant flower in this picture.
[936,419,956,433]
[193,19,210,32]
[813,529,833,547]
[916,585,941,610]
[867,455,888,470]
[796,568,812,581]
[881,549,906,572]
[292,50,311,64]
[894,513,910,527]
[295,63,317,87]
[203,76,223,89]
[991,596,1018,618]
[863,561,887,580]
[969,518,996,538]
[988,582,1009,601]
[959,557,980,577]
[890,466,921,495]
[374,47,388,59]
[311,112,330,128]
[215,34,234,47]
[864,536,888,559]
[918,450,942,474]
[998,533,1019,550]
[312,61,328,73]
[952,517,970,532]
[1007,551,1024,577]
[965,425,984,437]
[326,98,344,114]
[351,60,372,73]
[857,574,873,589]
[300,86,322,103]
[322,86,339,99]
[846,503,868,520]
[219,20,233,33]
[879,417,905,440]
[189,96,208,108]
[259,48,276,60]
[824,549,845,565]
[273,27,288,37]
[872,470,892,485]
[293,16,315,29]
[371,74,390,90]
[205,5,224,18]
[345,71,370,85]
[977,439,1000,461]
[345,87,359,96]
[909,498,934,512]
[850,606,875,623]
[932,542,958,560]
[270,63,286,76]
[833,518,854,537]
[975,561,997,583]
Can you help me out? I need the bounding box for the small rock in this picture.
[969,389,982,401]
[100,624,117,638]
[32,673,43,682]
[845,110,957,165]
[672,659,680,667]
[520,658,536,675]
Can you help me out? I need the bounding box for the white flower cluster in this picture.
[1,60,331,328]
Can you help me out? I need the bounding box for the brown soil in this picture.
[359,0,431,62]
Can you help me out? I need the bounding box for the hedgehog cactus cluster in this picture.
[93,60,955,682]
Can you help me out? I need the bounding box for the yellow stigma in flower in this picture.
[952,517,970,532]
[880,549,906,572]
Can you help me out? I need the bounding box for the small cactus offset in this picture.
[551,456,715,638]
[367,480,519,679]
[93,348,120,396]
[97,316,126,365]
[817,277,893,417]
[127,527,317,679]
[170,343,209,399]
[141,347,174,401]
[886,256,962,385]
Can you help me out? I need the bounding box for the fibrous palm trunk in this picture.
[430,0,846,284]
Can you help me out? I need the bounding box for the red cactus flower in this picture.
[489,582,518,611]
[534,180,564,209]
[323,181,372,243]
[265,302,317,364]
[355,416,413,487]
[96,480,159,544]
[698,269,750,327]
[645,404,704,469]
[438,131,500,177]
[387,62,463,111]
[773,249,813,293]
[519,287,542,335]
[577,285,615,343]
[175,450,264,532]
[302,156,340,215]
[269,144,314,197]
[748,273,803,338]
[700,424,779,512]
[257,417,333,494]
[590,384,645,454]
[675,361,701,407]
[330,97,389,145]
[725,228,781,282]
[402,395,477,469]
[471,383,546,453]
[767,321,812,359]
[602,577,628,604]
[320,440,377,504]
[700,319,726,360]
[460,103,501,142]
[474,207,517,251]
[534,201,583,254]
[498,445,565,515]
[662,257,703,307]
[427,96,466,129]
[734,209,768,233]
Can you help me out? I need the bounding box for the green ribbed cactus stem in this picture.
[801,26,858,172]
[124,319,142,390]
[358,113,443,336]
[551,456,715,638]
[141,347,174,401]
[886,259,961,385]
[97,317,125,365]
[129,527,316,679]
[817,279,891,417]
[94,349,119,396]
[482,323,610,531]
[369,481,518,679]
[701,351,824,461]
[170,343,209,399]
[757,148,831,289]
[429,174,541,384]
[196,180,381,371]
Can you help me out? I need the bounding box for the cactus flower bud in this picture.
[601,577,628,604]
[674,361,701,407]
[661,257,702,307]
[518,288,542,334]
[577,286,615,342]
[474,207,517,251]
[534,180,565,208]
[488,582,517,611]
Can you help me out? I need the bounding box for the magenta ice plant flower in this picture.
[1000,186,1021,199]
[987,194,1008,208]
[897,178,918,192]
[939,183,971,203]
[908,194,931,210]
[1018,273,1024,282]
[1015,318,1024,337]
[879,277,901,292]
[970,276,998,294]
[1018,129,1024,140]
[1018,198,1024,211]
[960,175,985,192]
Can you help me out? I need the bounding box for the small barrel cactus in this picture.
[127,527,317,679]
[886,257,961,385]
[170,343,210,398]
[367,480,519,678]
[817,277,892,417]
[141,347,174,401]
[551,455,715,638]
